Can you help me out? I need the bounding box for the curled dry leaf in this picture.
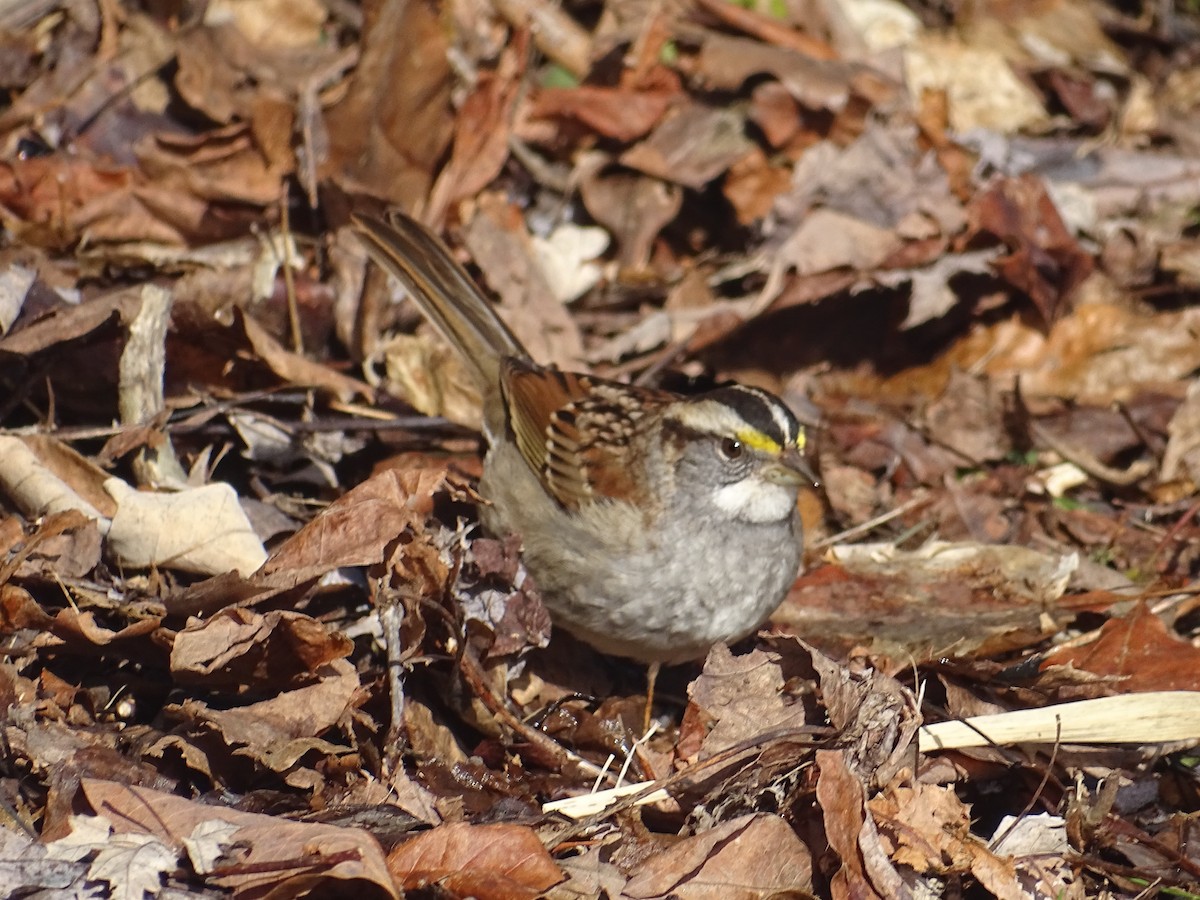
[801,638,920,788]
[529,79,677,143]
[376,332,484,428]
[235,309,374,403]
[694,33,860,111]
[1,584,164,655]
[577,161,681,271]
[869,782,1022,899]
[775,206,901,276]
[0,508,101,581]
[965,174,1094,324]
[169,657,363,780]
[104,478,267,577]
[1160,378,1200,488]
[170,608,353,690]
[426,34,527,224]
[815,748,907,899]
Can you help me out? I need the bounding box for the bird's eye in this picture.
[719,437,743,460]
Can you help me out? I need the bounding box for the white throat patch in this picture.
[713,477,795,523]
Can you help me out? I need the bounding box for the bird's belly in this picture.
[479,443,802,664]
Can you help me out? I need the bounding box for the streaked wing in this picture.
[501,360,666,509]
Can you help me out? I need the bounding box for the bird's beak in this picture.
[762,446,820,488]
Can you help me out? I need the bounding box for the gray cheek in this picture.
[680,444,751,485]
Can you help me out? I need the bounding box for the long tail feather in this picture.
[352,212,528,388]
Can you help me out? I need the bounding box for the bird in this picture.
[353,211,816,703]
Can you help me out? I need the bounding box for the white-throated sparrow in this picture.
[354,212,816,665]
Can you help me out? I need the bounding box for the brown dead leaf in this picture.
[0,156,137,246]
[1,586,164,656]
[171,658,363,780]
[0,285,142,358]
[962,0,1126,74]
[686,644,813,759]
[869,781,1022,899]
[0,508,101,583]
[427,34,527,224]
[529,68,680,143]
[137,117,286,205]
[170,608,352,690]
[237,309,373,402]
[776,206,901,275]
[174,28,247,126]
[723,147,793,225]
[77,779,397,898]
[5,116,282,246]
[873,302,1200,406]
[795,122,966,231]
[386,822,563,899]
[623,813,814,899]
[965,174,1093,324]
[776,542,1073,666]
[620,101,754,189]
[554,841,628,897]
[1161,379,1200,488]
[262,465,448,579]
[923,369,1011,464]
[815,749,903,900]
[578,161,682,272]
[463,196,584,371]
[1040,603,1200,693]
[694,34,859,112]
[749,81,804,150]
[800,639,920,788]
[376,332,483,428]
[322,0,453,205]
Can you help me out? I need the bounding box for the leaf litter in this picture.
[1,0,1200,897]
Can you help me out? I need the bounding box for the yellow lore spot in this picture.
[736,429,782,455]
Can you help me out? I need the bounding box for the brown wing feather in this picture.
[500,360,666,510]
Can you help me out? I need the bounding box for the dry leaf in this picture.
[387,822,563,899]
[624,813,814,899]
[105,478,267,576]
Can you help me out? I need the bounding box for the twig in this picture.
[1030,419,1153,487]
[457,642,611,783]
[378,587,409,770]
[989,719,1062,851]
[280,196,303,355]
[489,0,592,78]
[809,493,933,550]
[543,725,830,828]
